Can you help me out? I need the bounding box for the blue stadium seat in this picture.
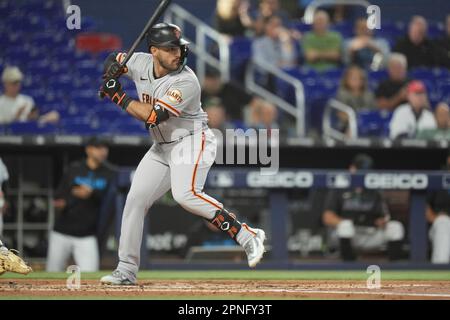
[20,0,62,18]
[357,110,393,137]
[95,109,123,122]
[30,32,65,49]
[114,123,149,135]
[368,70,388,83]
[26,89,64,106]
[61,123,99,135]
[0,33,8,46]
[331,22,354,38]
[37,101,66,113]
[290,22,312,33]
[229,37,252,81]
[428,22,445,39]
[9,122,57,135]
[72,95,99,109]
[121,77,136,91]
[309,96,330,133]
[96,51,114,62]
[0,0,11,17]
[61,115,95,125]
[438,83,450,103]
[376,21,406,37]
[17,15,49,32]
[74,51,93,62]
[409,67,435,80]
[282,67,318,81]
[0,125,6,135]
[26,60,54,78]
[297,67,318,79]
[321,68,344,80]
[48,74,73,92]
[21,74,47,91]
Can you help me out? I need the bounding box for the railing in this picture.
[245,60,306,137]
[164,3,230,84]
[165,4,306,137]
[322,98,358,141]
[303,0,372,24]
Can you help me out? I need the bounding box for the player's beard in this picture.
[157,55,180,72]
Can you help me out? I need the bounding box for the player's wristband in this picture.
[120,95,132,111]
[110,90,132,111]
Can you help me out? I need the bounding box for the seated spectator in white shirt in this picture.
[252,15,298,68]
[389,80,436,139]
[0,66,59,125]
[252,15,298,91]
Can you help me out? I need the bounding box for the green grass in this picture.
[3,270,450,281]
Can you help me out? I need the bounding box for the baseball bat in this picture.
[119,0,172,68]
[99,0,172,98]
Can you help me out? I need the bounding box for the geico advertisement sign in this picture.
[364,173,428,189]
[247,171,313,188]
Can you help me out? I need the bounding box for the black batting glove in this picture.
[103,53,128,79]
[100,78,132,110]
[104,61,128,79]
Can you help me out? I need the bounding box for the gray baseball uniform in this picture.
[115,52,227,279]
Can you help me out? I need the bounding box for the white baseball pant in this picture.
[429,215,450,264]
[117,129,223,280]
[46,231,99,272]
[333,219,405,250]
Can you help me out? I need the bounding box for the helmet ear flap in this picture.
[180,45,189,68]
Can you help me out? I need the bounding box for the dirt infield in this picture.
[1,279,450,299]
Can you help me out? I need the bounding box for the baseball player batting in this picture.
[99,23,266,285]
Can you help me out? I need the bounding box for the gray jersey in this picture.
[119,52,208,143]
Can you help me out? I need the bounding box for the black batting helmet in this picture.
[147,23,189,48]
[147,23,189,68]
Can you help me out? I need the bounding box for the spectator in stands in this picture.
[393,16,441,69]
[389,80,436,139]
[335,65,375,134]
[0,66,59,125]
[0,158,9,237]
[434,14,450,68]
[247,101,279,136]
[252,15,298,69]
[302,10,343,72]
[426,152,450,264]
[344,18,390,70]
[297,0,346,24]
[253,0,292,36]
[417,102,450,140]
[204,97,233,136]
[214,0,254,37]
[322,154,405,261]
[46,137,116,272]
[375,53,410,111]
[337,65,375,110]
[201,67,273,122]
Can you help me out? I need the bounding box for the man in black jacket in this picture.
[322,154,405,261]
[46,138,116,272]
[393,16,442,69]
